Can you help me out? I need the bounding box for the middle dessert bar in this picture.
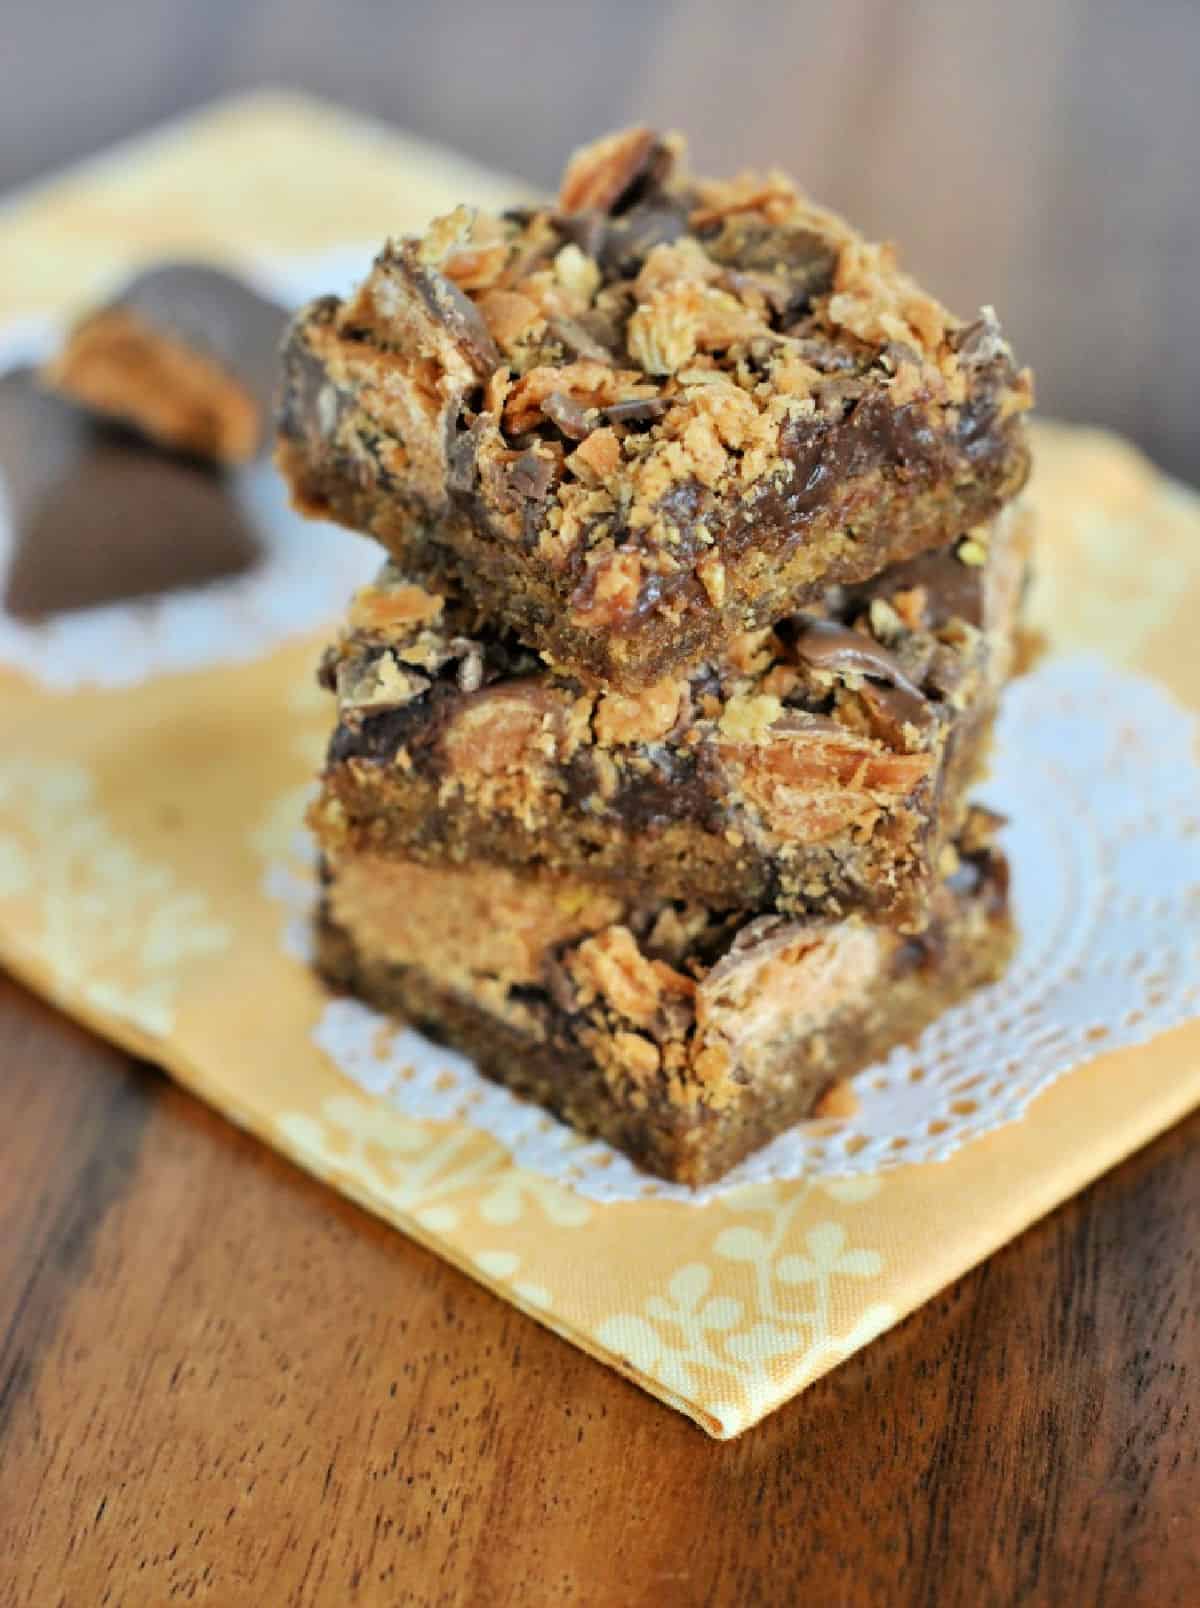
[312,506,1029,931]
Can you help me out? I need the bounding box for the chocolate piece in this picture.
[541,391,594,440]
[311,505,1031,931]
[855,545,988,629]
[569,200,693,279]
[316,820,1014,1187]
[44,262,288,464]
[705,218,838,322]
[277,126,1033,692]
[507,447,561,500]
[789,618,926,699]
[403,252,501,378]
[544,314,616,363]
[856,680,933,741]
[0,371,258,618]
[602,396,670,426]
[558,127,677,216]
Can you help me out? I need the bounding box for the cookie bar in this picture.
[317,815,1013,1186]
[44,263,288,464]
[278,126,1033,691]
[312,502,1029,930]
[0,370,259,618]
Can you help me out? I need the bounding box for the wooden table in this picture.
[3,966,1198,1606]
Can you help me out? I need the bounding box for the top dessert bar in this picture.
[278,126,1033,690]
[45,263,288,465]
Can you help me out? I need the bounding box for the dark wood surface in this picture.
[4,0,1199,485]
[3,6,1200,1603]
[2,967,1199,1607]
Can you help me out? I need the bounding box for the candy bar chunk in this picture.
[0,370,258,618]
[45,263,287,463]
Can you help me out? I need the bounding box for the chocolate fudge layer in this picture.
[279,126,1033,691]
[317,814,1013,1186]
[312,504,1029,930]
[0,370,259,618]
[44,263,287,464]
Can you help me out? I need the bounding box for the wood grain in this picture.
[2,971,1199,1606]
[2,0,1199,483]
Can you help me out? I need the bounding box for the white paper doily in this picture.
[293,658,1200,1203]
[0,248,380,689]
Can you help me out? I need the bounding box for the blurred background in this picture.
[4,0,1198,483]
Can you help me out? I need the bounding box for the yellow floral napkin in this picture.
[3,96,1200,1436]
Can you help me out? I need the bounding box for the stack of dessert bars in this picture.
[276,128,1034,1186]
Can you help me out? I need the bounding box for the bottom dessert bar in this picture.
[316,817,1013,1186]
